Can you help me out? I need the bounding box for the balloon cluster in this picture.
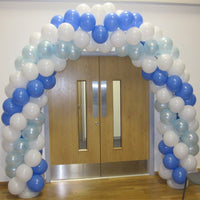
[0,2,199,198]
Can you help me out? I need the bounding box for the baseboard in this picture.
[0,182,8,186]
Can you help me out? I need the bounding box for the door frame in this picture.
[44,54,155,183]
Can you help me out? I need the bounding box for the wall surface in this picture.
[0,0,200,181]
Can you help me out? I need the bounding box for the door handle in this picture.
[101,81,107,117]
[92,81,99,118]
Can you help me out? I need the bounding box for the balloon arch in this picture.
[1,2,199,198]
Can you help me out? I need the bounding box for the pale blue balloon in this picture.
[154,101,168,112]
[116,45,129,57]
[5,152,24,166]
[15,56,25,71]
[173,118,188,136]
[37,40,54,58]
[68,42,81,61]
[170,47,180,59]
[157,37,173,54]
[28,112,45,126]
[54,40,71,59]
[144,39,158,56]
[22,45,39,63]
[5,165,17,178]
[160,108,176,125]
[13,138,29,155]
[188,144,199,156]
[22,123,40,141]
[128,43,144,60]
[181,131,199,147]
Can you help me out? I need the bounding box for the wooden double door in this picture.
[48,56,149,180]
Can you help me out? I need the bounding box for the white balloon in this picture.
[29,93,48,108]
[41,23,58,44]
[139,22,154,41]
[51,55,67,72]
[86,34,98,52]
[110,30,126,48]
[180,70,190,82]
[169,97,184,113]
[157,122,173,135]
[73,30,90,49]
[76,3,91,15]
[29,32,41,47]
[167,179,185,189]
[157,54,173,71]
[18,186,40,199]
[149,81,164,94]
[22,102,40,120]
[142,57,157,73]
[168,59,185,76]
[37,59,55,77]
[1,140,14,153]
[21,63,39,81]
[9,71,27,88]
[158,163,172,180]
[103,2,116,13]
[126,27,141,45]
[2,126,21,143]
[116,9,123,16]
[29,134,45,150]
[8,177,26,195]
[10,113,27,131]
[91,4,106,25]
[153,26,163,40]
[180,154,197,171]
[24,149,42,167]
[58,23,74,41]
[99,39,112,53]
[5,83,16,98]
[131,59,143,68]
[163,130,179,147]
[16,164,33,182]
[189,119,199,131]
[156,87,172,104]
[179,105,196,123]
[173,142,189,159]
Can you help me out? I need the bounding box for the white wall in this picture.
[0,1,200,181]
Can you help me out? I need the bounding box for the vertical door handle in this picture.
[92,81,99,117]
[101,81,107,117]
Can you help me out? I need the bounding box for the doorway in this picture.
[47,56,150,180]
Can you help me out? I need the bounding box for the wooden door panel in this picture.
[100,56,149,163]
[49,57,100,165]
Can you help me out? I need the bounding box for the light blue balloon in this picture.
[170,47,180,59]
[188,144,199,156]
[154,101,168,112]
[22,45,38,63]
[6,165,17,178]
[173,118,188,136]
[181,131,199,147]
[37,40,54,58]
[54,40,71,59]
[144,39,158,56]
[28,112,45,126]
[22,123,40,141]
[160,108,176,125]
[15,56,25,71]
[157,37,173,54]
[68,42,81,60]
[5,152,24,166]
[116,45,129,57]
[128,43,144,60]
[13,138,29,155]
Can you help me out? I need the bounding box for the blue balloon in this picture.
[21,123,40,141]
[12,88,30,106]
[173,119,188,136]
[1,112,11,125]
[132,12,143,28]
[27,80,44,98]
[158,140,173,154]
[51,15,64,28]
[37,74,56,90]
[13,138,29,155]
[27,175,45,192]
[32,159,48,175]
[175,82,193,100]
[163,153,179,169]
[64,9,80,30]
[92,25,108,44]
[22,45,38,63]
[119,11,134,30]
[160,108,177,125]
[166,75,182,93]
[54,40,71,59]
[128,43,144,60]
[37,40,53,59]
[15,56,25,71]
[104,13,119,32]
[152,68,168,86]
[3,98,22,115]
[142,70,153,81]
[184,94,196,106]
[80,13,96,32]
[144,39,159,56]
[172,167,187,184]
